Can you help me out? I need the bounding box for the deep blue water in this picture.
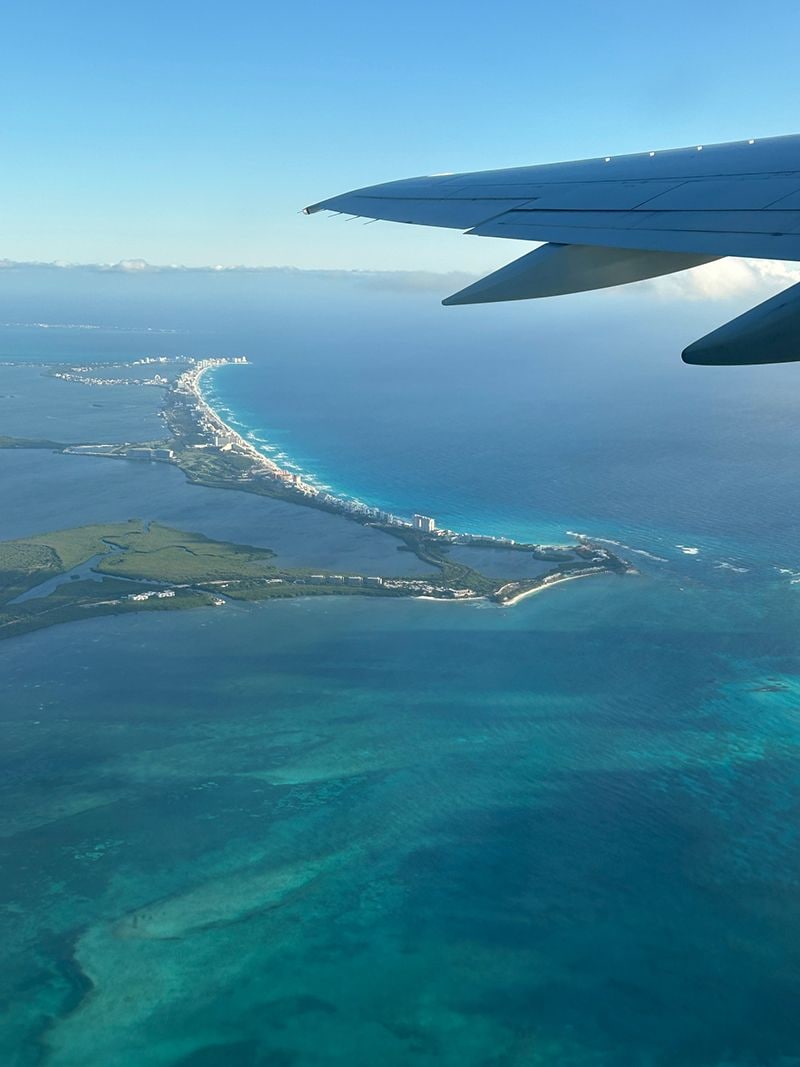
[202,297,800,577]
[2,270,800,1065]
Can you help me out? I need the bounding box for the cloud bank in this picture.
[0,257,477,294]
[0,257,289,274]
[2,255,798,304]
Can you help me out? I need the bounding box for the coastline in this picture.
[190,362,295,483]
[179,361,631,602]
[186,361,581,551]
[498,570,606,607]
[185,360,419,529]
[194,364,333,491]
[0,357,632,640]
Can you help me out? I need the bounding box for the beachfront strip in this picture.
[175,358,568,550]
[177,358,447,533]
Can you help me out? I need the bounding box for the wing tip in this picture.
[681,345,714,366]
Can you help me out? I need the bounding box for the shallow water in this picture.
[3,581,800,1066]
[444,546,560,579]
[0,364,166,443]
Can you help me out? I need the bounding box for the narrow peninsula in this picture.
[0,356,633,639]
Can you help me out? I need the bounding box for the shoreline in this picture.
[178,361,631,604]
[185,360,421,529]
[194,365,335,493]
[498,570,607,607]
[190,362,295,482]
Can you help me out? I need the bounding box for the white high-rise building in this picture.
[413,514,436,533]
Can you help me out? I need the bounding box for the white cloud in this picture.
[647,256,800,302]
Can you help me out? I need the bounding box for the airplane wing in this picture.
[305,134,800,364]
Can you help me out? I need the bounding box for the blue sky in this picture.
[3,0,800,272]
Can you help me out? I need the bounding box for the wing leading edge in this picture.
[305,134,800,364]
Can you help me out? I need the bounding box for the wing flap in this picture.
[443,244,718,305]
[468,215,800,261]
[629,210,800,233]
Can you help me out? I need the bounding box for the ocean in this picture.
[2,268,800,1065]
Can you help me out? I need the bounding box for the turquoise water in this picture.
[3,278,800,1065]
[4,584,800,1066]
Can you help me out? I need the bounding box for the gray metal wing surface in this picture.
[305,135,800,364]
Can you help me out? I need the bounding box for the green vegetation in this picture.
[0,520,148,602]
[0,540,61,597]
[0,520,450,643]
[0,434,67,449]
[178,447,274,486]
[203,579,391,602]
[172,443,326,508]
[95,523,277,583]
[0,579,216,641]
[19,520,147,570]
[0,521,234,639]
